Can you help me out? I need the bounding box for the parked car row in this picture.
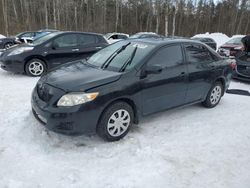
[0,31,108,76]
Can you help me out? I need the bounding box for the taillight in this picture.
[230,62,237,70]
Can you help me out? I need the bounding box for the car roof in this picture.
[53,31,104,37]
[126,37,205,46]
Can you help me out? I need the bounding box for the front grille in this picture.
[236,65,250,77]
[37,83,53,102]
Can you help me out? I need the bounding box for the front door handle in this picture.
[180,72,186,76]
[72,48,79,52]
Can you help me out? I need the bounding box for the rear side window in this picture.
[184,44,214,63]
[54,34,78,48]
[110,35,118,40]
[77,34,96,46]
[147,45,183,68]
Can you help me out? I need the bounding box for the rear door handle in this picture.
[72,48,79,52]
[96,46,103,50]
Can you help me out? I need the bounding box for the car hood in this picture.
[1,43,31,56]
[40,61,122,91]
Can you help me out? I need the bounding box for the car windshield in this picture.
[31,32,60,46]
[225,37,242,45]
[85,41,155,72]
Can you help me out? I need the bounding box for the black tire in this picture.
[4,42,13,49]
[25,58,46,77]
[202,82,223,108]
[97,102,134,142]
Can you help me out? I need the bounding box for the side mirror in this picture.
[145,64,163,75]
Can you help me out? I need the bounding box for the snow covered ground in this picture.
[0,69,250,188]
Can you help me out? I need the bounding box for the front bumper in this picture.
[31,87,103,135]
[0,56,25,73]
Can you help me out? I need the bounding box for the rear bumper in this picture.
[31,87,103,135]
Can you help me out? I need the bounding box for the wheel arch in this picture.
[24,56,48,73]
[214,77,226,95]
[97,97,139,130]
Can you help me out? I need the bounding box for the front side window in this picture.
[77,34,96,46]
[184,44,213,63]
[32,32,60,46]
[147,45,183,68]
[53,34,78,48]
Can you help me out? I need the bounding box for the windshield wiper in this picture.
[119,45,138,72]
[101,42,131,69]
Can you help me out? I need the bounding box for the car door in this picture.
[184,43,217,103]
[76,34,102,59]
[46,33,80,68]
[141,44,188,115]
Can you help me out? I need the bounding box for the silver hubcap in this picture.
[107,109,131,137]
[210,86,222,105]
[5,43,12,49]
[28,61,44,76]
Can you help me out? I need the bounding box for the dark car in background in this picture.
[192,37,217,50]
[32,38,233,141]
[0,31,36,49]
[129,32,163,39]
[233,53,250,81]
[217,37,244,57]
[0,31,108,76]
[0,30,58,49]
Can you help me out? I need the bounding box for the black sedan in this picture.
[0,31,108,76]
[32,38,233,141]
[192,37,217,50]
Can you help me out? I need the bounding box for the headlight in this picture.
[7,47,34,56]
[57,92,99,107]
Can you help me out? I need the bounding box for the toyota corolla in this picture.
[32,38,233,141]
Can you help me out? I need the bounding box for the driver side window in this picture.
[53,34,78,48]
[147,45,184,68]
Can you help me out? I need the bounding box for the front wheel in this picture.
[4,42,13,49]
[25,59,46,77]
[202,82,223,108]
[97,102,134,142]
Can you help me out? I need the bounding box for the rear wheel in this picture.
[202,82,223,108]
[25,59,46,77]
[97,102,134,142]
